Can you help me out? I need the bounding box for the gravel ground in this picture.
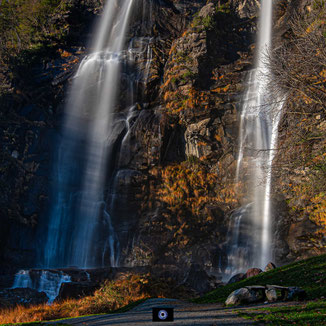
[48,298,260,325]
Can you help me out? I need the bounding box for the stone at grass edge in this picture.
[265,287,278,302]
[225,288,259,306]
[287,287,307,301]
[245,268,263,278]
[264,262,276,272]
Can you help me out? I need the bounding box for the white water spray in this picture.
[44,0,135,268]
[227,0,283,275]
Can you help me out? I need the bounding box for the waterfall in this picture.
[43,0,136,268]
[225,0,283,277]
[12,270,71,303]
[224,204,252,277]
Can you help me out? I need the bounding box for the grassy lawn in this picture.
[238,300,326,325]
[193,253,326,304]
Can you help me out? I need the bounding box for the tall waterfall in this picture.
[43,0,135,268]
[225,0,283,277]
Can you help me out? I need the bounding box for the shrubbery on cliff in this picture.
[270,1,326,243]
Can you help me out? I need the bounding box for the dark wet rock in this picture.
[287,287,307,301]
[225,287,259,306]
[57,282,99,301]
[52,69,74,86]
[0,288,48,308]
[150,265,187,285]
[227,273,246,284]
[184,264,218,294]
[245,268,262,278]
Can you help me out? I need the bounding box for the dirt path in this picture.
[48,298,260,325]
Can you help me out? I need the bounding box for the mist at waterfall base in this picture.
[224,0,283,279]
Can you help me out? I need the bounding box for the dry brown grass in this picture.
[0,274,159,324]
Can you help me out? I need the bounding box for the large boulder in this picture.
[264,262,276,272]
[56,282,99,301]
[245,268,262,278]
[265,287,278,302]
[225,287,259,306]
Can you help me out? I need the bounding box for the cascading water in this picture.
[13,0,138,303]
[10,6,155,304]
[12,270,71,303]
[11,0,151,297]
[224,204,253,277]
[225,0,283,278]
[43,0,135,268]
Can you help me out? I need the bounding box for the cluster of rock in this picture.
[224,260,307,306]
[225,285,307,306]
[228,262,276,284]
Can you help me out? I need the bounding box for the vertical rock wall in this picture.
[0,0,324,275]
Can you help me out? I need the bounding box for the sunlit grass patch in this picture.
[238,300,326,325]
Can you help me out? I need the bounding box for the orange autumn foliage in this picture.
[158,161,237,218]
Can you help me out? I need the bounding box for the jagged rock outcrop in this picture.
[230,0,260,18]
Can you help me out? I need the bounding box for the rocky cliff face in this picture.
[271,0,326,263]
[0,0,325,278]
[122,1,257,272]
